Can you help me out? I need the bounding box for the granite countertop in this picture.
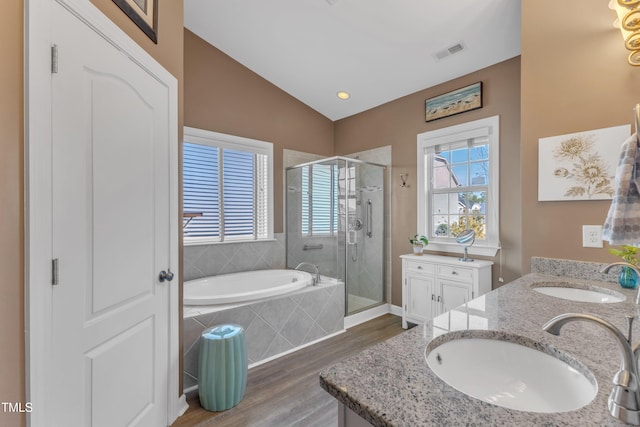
[319,257,640,426]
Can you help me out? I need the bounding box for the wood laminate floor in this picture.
[171,314,405,427]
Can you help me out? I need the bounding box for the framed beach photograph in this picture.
[425,82,482,122]
[538,124,630,201]
[112,0,158,43]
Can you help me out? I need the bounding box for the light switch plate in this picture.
[582,225,603,248]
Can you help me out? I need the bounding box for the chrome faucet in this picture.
[543,313,640,425]
[601,262,640,304]
[295,262,320,286]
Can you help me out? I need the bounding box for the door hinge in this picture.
[51,44,58,74]
[52,258,59,286]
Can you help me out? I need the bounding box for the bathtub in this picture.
[184,269,314,306]
[182,269,345,391]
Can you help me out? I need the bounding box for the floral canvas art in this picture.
[538,124,631,201]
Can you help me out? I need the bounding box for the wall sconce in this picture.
[609,0,640,66]
[400,174,408,188]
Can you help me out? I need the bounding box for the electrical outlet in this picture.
[582,225,603,248]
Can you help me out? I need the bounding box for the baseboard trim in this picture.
[175,394,189,418]
[248,329,346,369]
[389,304,402,317]
[184,384,198,394]
[344,304,390,329]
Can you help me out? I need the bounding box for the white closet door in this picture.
[50,2,172,425]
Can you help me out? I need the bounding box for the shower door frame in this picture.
[285,156,387,316]
[343,158,387,315]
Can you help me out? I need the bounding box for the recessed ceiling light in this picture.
[337,91,350,100]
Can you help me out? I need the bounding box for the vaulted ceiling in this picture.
[185,0,521,121]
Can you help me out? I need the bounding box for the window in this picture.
[417,116,499,256]
[301,163,339,236]
[183,127,273,244]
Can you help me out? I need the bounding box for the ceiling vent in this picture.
[433,42,466,61]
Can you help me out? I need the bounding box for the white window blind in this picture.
[183,143,220,238]
[183,128,273,244]
[301,163,338,235]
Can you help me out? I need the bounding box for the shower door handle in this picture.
[366,199,373,238]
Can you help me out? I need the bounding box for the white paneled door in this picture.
[49,2,173,426]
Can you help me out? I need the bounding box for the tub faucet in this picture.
[295,262,320,286]
[601,262,640,304]
[543,313,640,425]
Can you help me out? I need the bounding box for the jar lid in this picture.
[202,324,244,339]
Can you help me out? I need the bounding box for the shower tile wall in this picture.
[182,281,345,390]
[183,234,286,282]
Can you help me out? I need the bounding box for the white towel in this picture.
[603,133,640,244]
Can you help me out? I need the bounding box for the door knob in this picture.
[159,269,174,282]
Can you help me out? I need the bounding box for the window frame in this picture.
[417,115,500,257]
[183,126,274,246]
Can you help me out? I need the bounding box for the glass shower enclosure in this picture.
[286,157,385,316]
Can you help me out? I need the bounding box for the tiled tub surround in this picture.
[184,279,345,391]
[320,257,640,426]
[183,233,286,282]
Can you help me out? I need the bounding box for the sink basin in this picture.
[531,282,625,303]
[425,333,597,413]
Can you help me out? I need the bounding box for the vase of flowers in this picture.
[609,245,639,289]
[409,234,428,255]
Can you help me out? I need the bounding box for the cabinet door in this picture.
[406,273,435,323]
[438,279,472,314]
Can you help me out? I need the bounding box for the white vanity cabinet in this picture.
[401,254,493,329]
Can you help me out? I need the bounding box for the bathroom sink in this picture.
[531,282,625,303]
[425,333,597,413]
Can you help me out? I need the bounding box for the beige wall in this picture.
[521,1,640,272]
[334,57,522,306]
[183,29,334,233]
[1,0,24,426]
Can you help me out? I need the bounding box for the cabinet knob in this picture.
[452,270,458,275]
[417,265,423,270]
[431,294,435,301]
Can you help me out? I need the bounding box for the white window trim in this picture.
[417,115,500,257]
[183,126,274,246]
